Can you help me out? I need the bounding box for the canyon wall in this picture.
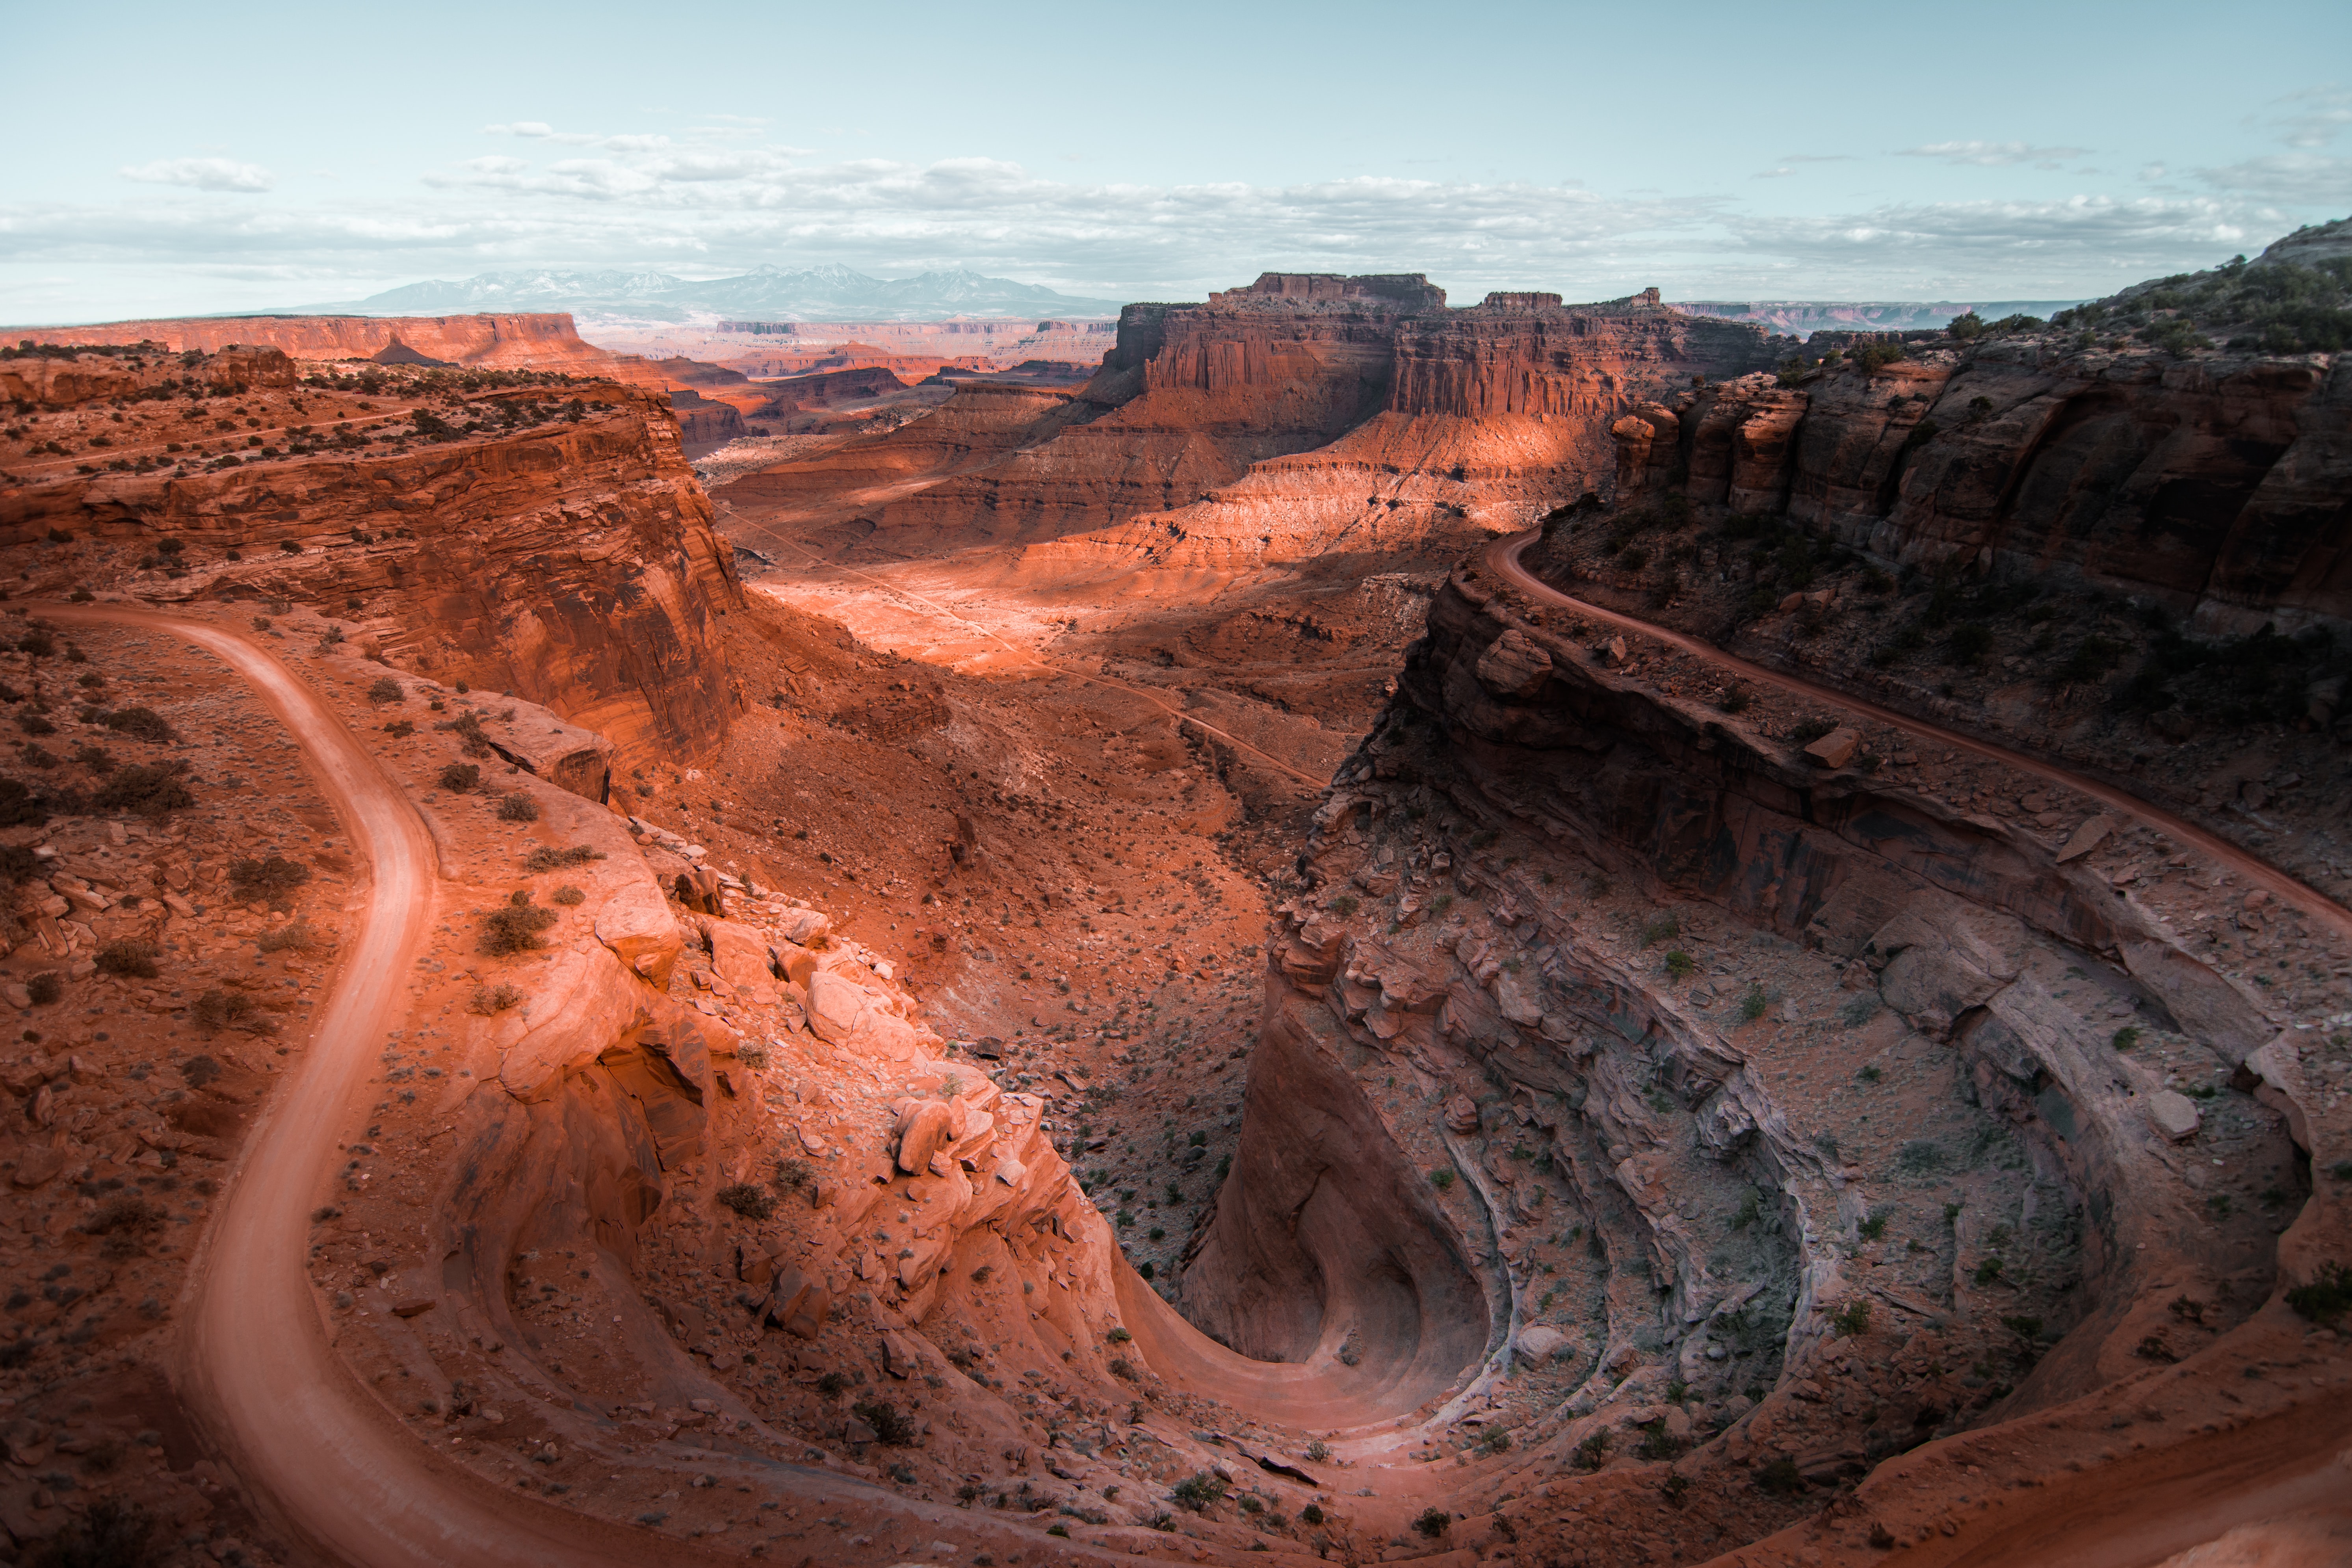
[0,355,743,760]
[2,312,616,370]
[1614,340,2352,635]
[734,275,1789,569]
[1178,557,2330,1556]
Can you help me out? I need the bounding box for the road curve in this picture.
[1484,533,2352,945]
[47,606,715,1568]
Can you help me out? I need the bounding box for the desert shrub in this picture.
[851,1399,916,1446]
[100,706,176,744]
[71,743,114,773]
[1739,984,1769,1021]
[2058,635,2127,684]
[2286,1261,2352,1326]
[190,990,273,1034]
[1414,1507,1451,1538]
[17,713,54,737]
[1429,1168,1455,1191]
[1896,1139,1944,1174]
[257,920,320,953]
[1664,949,1696,979]
[550,884,585,906]
[1171,1472,1226,1512]
[366,678,404,704]
[179,1055,221,1089]
[0,779,47,828]
[1858,1208,1891,1241]
[467,983,523,1014]
[715,1182,775,1220]
[1853,344,1906,373]
[1637,1419,1683,1460]
[1947,623,1994,667]
[495,791,539,823]
[771,1158,812,1193]
[2111,1025,2143,1051]
[1755,1455,1806,1495]
[1639,913,1679,948]
[814,1371,847,1397]
[524,844,603,873]
[382,719,415,738]
[95,940,159,979]
[1573,1429,1612,1471]
[0,844,37,884]
[28,1494,156,1568]
[83,1196,165,1236]
[230,855,310,907]
[478,893,559,956]
[1327,894,1358,916]
[93,762,192,817]
[1717,684,1752,713]
[1477,1427,1511,1455]
[1107,1357,1137,1381]
[438,762,481,793]
[26,972,61,1006]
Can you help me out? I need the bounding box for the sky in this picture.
[5,0,2348,323]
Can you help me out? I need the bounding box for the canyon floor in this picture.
[0,294,2348,1568]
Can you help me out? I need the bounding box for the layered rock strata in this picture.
[0,312,616,371]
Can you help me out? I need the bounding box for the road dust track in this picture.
[1488,532,2352,945]
[47,606,740,1568]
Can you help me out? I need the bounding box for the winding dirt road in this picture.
[1486,532,2352,943]
[49,607,713,1568]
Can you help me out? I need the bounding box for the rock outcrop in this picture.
[0,312,617,371]
[1613,340,2352,637]
[726,275,1789,567]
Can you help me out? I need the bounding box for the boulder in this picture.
[895,1101,955,1174]
[596,878,683,988]
[2148,1090,2202,1142]
[767,1265,830,1339]
[703,919,781,1004]
[806,968,923,1061]
[1516,1325,1571,1359]
[1473,629,1554,699]
[1803,727,1860,768]
[1443,1094,1482,1135]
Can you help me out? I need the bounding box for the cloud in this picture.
[483,122,554,137]
[2268,85,2351,148]
[118,157,275,193]
[2194,154,2352,204]
[1898,141,2091,168]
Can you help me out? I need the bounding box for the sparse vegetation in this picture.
[230,855,310,907]
[851,1399,916,1446]
[1413,1507,1451,1539]
[1739,984,1769,1021]
[256,920,320,953]
[2285,1261,2352,1326]
[191,990,274,1034]
[1172,1472,1226,1512]
[94,939,159,978]
[92,761,193,817]
[496,792,539,823]
[715,1183,775,1220]
[1663,949,1696,979]
[524,844,604,873]
[478,891,560,955]
[1832,1298,1873,1336]
[438,762,481,793]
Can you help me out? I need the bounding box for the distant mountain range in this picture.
[307,265,1128,323]
[1673,299,2086,336]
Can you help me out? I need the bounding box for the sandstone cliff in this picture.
[0,312,617,371]
[1612,332,2350,637]
[0,345,743,761]
[1181,559,2345,1561]
[725,276,1788,568]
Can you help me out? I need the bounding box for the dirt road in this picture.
[1486,533,2352,944]
[48,607,720,1567]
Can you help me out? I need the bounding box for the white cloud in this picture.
[1899,141,2091,168]
[118,157,275,193]
[483,122,554,137]
[2269,85,2351,149]
[2194,154,2352,204]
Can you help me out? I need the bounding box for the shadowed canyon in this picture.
[0,227,2348,1568]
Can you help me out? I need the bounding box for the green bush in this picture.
[1663,949,1696,979]
[1429,1168,1455,1191]
[1171,1471,1225,1511]
[1853,344,1906,373]
[1573,1430,1611,1471]
[1639,914,1680,948]
[1327,894,1358,916]
[1739,985,1769,1022]
[1477,1427,1511,1455]
[2111,1026,2142,1050]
